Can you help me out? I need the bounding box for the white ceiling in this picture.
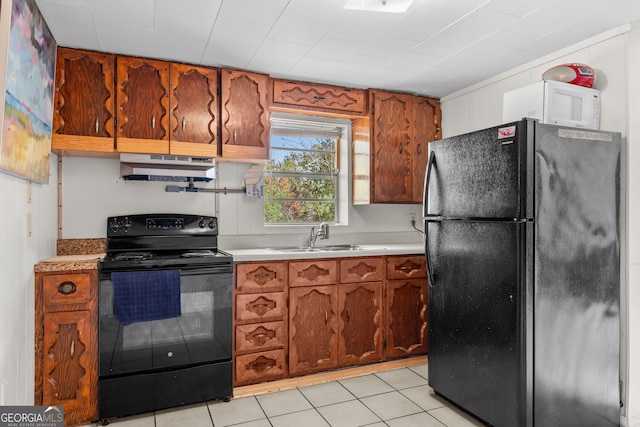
[34,0,640,98]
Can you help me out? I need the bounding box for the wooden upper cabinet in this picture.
[220,69,270,160]
[116,56,170,154]
[53,47,116,155]
[370,90,414,203]
[271,78,367,115]
[368,90,441,204]
[413,96,441,202]
[169,63,219,157]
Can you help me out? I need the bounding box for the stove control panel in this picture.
[107,214,218,236]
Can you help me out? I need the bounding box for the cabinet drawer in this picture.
[339,257,384,283]
[236,321,286,354]
[289,260,337,287]
[236,262,287,293]
[235,349,287,385]
[271,79,367,114]
[43,273,93,309]
[236,292,287,322]
[386,255,426,280]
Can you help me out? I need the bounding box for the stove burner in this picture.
[181,250,217,258]
[114,252,154,261]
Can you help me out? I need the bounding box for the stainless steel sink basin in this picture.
[267,244,364,253]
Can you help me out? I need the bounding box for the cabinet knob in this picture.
[57,281,77,295]
[151,115,156,129]
[182,117,186,130]
[95,118,99,134]
[417,143,422,155]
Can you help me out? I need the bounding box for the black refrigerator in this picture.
[423,118,620,427]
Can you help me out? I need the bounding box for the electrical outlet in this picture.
[410,213,416,225]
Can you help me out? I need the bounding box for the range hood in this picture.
[120,153,216,181]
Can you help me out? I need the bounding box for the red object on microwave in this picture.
[542,63,596,88]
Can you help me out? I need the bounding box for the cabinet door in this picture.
[289,286,338,375]
[53,47,116,154]
[386,278,428,358]
[41,310,98,425]
[339,257,384,284]
[236,262,287,293]
[370,90,414,203]
[412,96,441,202]
[236,292,287,323]
[386,255,427,280]
[169,63,219,157]
[289,260,337,287]
[271,78,367,114]
[220,69,270,160]
[235,349,287,385]
[338,282,383,367]
[117,56,170,154]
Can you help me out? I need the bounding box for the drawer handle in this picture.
[313,95,326,100]
[58,281,77,295]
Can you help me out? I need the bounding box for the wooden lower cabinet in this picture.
[234,254,427,386]
[35,270,98,426]
[288,285,339,376]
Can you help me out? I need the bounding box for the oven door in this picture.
[98,264,232,378]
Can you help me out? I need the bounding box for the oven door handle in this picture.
[179,266,233,275]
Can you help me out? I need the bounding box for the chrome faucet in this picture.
[309,222,330,247]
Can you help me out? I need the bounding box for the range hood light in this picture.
[119,153,216,182]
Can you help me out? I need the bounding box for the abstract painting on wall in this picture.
[0,0,56,184]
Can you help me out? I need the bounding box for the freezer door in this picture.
[533,124,620,427]
[427,219,529,427]
[426,120,531,219]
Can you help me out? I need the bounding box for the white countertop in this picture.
[226,243,424,262]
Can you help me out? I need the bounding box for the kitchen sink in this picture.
[268,244,364,253]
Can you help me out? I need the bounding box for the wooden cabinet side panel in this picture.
[289,260,337,287]
[289,286,338,375]
[338,282,383,366]
[386,279,428,358]
[370,90,414,203]
[169,63,219,155]
[412,96,441,202]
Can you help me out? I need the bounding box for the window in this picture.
[264,115,349,225]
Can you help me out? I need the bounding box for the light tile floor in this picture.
[90,363,489,427]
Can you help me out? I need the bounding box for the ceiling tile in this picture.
[268,16,331,46]
[445,9,519,39]
[154,0,221,47]
[468,31,536,56]
[482,0,552,17]
[35,1,94,31]
[89,0,155,30]
[249,39,311,67]
[501,5,587,38]
[412,31,476,58]
[386,51,441,72]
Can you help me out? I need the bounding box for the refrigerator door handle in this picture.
[423,151,436,285]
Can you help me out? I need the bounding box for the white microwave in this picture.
[503,80,600,130]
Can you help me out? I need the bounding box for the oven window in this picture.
[99,270,232,376]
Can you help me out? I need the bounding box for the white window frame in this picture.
[265,113,350,226]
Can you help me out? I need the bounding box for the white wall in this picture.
[439,24,638,427]
[0,156,58,405]
[60,156,425,247]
